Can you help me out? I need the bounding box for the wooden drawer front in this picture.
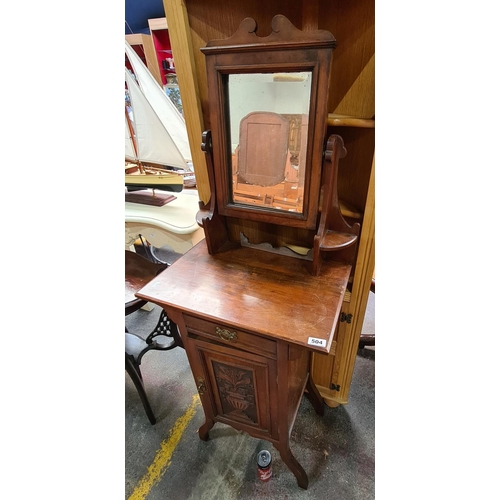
[184,315,276,359]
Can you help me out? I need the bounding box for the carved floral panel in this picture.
[213,361,257,423]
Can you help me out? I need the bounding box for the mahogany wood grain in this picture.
[130,10,375,485]
[201,15,335,231]
[311,134,360,275]
[136,241,351,354]
[198,130,230,254]
[132,13,363,485]
[226,216,315,250]
[136,241,330,488]
[191,338,276,438]
[184,314,277,359]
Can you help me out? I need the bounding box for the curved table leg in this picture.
[198,418,215,441]
[277,442,309,489]
[304,374,324,416]
[125,355,156,425]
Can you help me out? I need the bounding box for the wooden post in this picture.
[163,0,210,204]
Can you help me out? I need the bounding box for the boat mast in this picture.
[125,100,145,174]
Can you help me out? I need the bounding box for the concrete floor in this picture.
[125,292,375,499]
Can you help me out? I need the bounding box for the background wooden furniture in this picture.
[164,0,375,407]
[147,17,185,115]
[126,18,184,115]
[232,111,303,212]
[147,18,176,87]
[125,33,162,86]
[125,191,205,254]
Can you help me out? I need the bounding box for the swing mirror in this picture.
[202,15,336,229]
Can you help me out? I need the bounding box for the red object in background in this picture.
[257,450,272,482]
[151,28,174,85]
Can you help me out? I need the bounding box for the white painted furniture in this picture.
[125,190,204,254]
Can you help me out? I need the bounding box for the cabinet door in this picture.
[311,301,347,407]
[188,336,278,440]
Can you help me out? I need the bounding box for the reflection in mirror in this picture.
[228,72,312,213]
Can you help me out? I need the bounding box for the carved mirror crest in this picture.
[201,15,337,230]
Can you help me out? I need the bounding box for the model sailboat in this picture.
[125,40,194,205]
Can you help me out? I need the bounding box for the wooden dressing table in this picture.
[135,15,360,489]
[136,241,351,489]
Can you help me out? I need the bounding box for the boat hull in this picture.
[125,173,184,193]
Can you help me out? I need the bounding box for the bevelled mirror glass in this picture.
[228,72,312,213]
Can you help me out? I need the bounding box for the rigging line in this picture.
[125,20,134,34]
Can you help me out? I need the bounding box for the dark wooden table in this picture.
[136,241,351,489]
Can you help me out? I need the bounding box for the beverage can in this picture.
[257,450,272,482]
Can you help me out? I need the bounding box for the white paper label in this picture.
[307,337,326,347]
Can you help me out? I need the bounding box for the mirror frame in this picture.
[201,15,337,230]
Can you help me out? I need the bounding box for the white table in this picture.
[125,190,205,254]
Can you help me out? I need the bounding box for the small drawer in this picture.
[184,315,276,359]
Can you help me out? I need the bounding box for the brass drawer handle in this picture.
[196,377,206,395]
[216,327,238,342]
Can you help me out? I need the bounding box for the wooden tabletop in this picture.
[125,251,167,308]
[135,242,351,353]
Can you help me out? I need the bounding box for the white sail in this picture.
[125,41,192,164]
[125,69,187,169]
